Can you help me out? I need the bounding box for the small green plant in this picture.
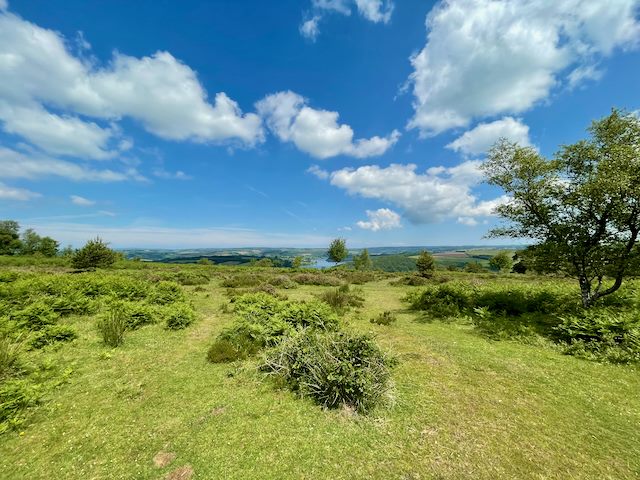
[262,330,395,413]
[151,281,185,305]
[0,334,24,378]
[0,379,41,434]
[317,284,364,313]
[370,311,397,326]
[97,305,127,347]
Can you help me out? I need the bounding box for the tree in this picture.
[415,250,435,277]
[0,220,22,255]
[464,261,485,273]
[483,109,640,308]
[327,238,348,265]
[353,249,373,271]
[71,237,118,269]
[292,256,303,269]
[489,251,513,272]
[20,228,42,255]
[38,237,59,257]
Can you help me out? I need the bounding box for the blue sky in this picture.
[0,0,639,248]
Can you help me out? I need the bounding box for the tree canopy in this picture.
[416,250,435,277]
[353,249,373,271]
[483,109,640,307]
[327,238,348,264]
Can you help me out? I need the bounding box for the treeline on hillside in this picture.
[0,220,62,257]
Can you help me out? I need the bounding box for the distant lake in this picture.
[309,258,342,269]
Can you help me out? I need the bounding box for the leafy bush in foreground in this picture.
[29,325,77,350]
[0,379,41,434]
[262,330,395,413]
[163,303,196,330]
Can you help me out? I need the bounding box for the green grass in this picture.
[0,266,639,479]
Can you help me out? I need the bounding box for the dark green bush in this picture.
[163,303,196,330]
[71,238,118,269]
[276,301,340,330]
[29,325,77,349]
[370,311,397,326]
[12,302,59,330]
[405,283,472,318]
[262,330,395,413]
[174,271,210,286]
[151,281,185,305]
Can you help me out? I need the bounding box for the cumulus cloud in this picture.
[408,0,640,135]
[356,208,401,231]
[326,161,507,224]
[0,104,116,159]
[0,147,147,182]
[257,91,399,159]
[447,117,532,156]
[70,195,95,206]
[301,0,394,39]
[300,16,321,40]
[307,165,330,179]
[0,10,263,155]
[0,182,40,201]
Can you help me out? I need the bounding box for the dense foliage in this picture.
[484,110,640,307]
[327,238,348,264]
[71,237,118,269]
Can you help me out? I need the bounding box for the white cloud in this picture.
[356,208,401,231]
[0,0,8,11]
[408,0,640,135]
[257,91,399,159]
[0,147,147,182]
[0,181,40,201]
[70,195,95,206]
[307,164,330,180]
[457,216,478,227]
[152,168,192,180]
[327,161,508,224]
[0,103,116,159]
[567,64,604,89]
[0,11,263,153]
[302,0,393,38]
[300,16,321,40]
[447,117,531,156]
[354,0,394,23]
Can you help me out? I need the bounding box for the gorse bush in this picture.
[97,305,127,347]
[261,330,395,413]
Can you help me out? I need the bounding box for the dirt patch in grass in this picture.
[164,464,193,480]
[153,451,176,468]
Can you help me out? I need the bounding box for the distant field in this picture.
[1,260,638,479]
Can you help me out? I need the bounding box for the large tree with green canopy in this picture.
[483,109,640,308]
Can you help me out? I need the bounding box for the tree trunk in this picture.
[579,275,593,308]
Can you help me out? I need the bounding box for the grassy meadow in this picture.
[1,261,639,479]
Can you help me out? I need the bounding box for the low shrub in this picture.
[261,330,395,413]
[0,379,41,434]
[390,275,430,286]
[12,302,59,331]
[405,283,472,318]
[292,273,343,287]
[29,325,77,350]
[333,270,378,285]
[174,271,210,286]
[555,310,640,363]
[151,281,185,305]
[267,275,298,289]
[97,305,127,347]
[221,273,265,288]
[207,337,257,363]
[317,285,364,313]
[276,301,340,331]
[370,311,397,326]
[163,303,196,330]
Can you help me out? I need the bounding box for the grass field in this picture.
[1,264,639,479]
